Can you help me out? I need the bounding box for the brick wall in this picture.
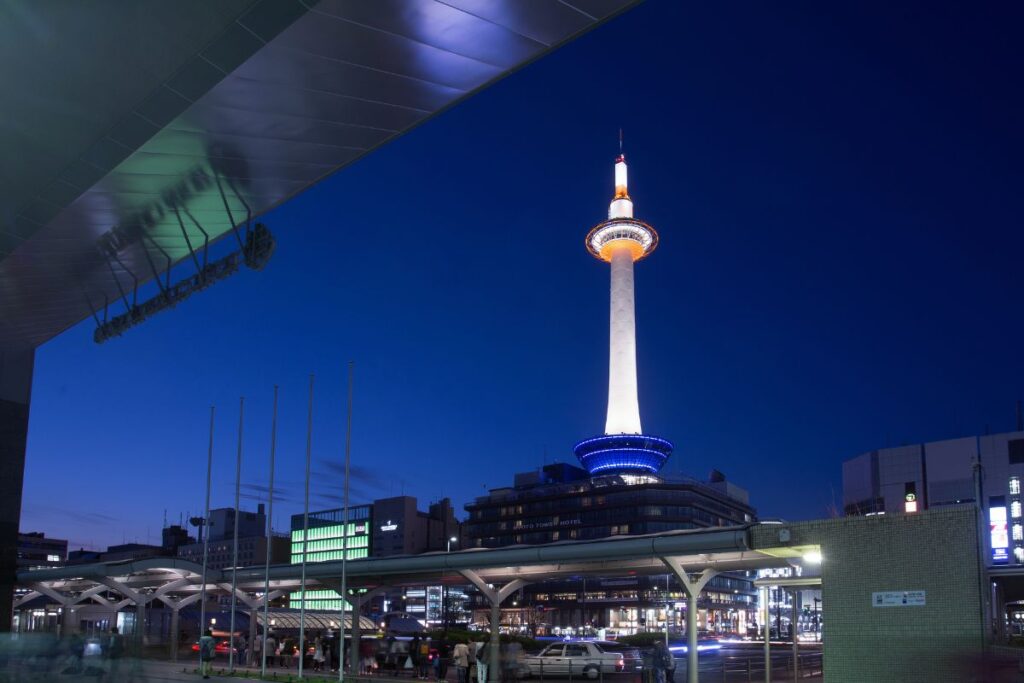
[752,507,986,683]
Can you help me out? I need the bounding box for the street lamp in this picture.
[443,537,458,638]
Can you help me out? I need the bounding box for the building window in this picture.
[1012,478,1021,495]
[1010,439,1024,465]
[1013,501,1022,519]
[1015,547,1024,564]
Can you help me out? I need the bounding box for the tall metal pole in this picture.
[339,361,353,683]
[199,406,214,658]
[229,397,244,672]
[261,386,279,678]
[665,575,670,646]
[762,585,771,683]
[299,375,314,680]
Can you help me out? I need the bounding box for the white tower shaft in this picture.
[605,244,643,434]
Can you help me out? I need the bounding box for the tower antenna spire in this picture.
[619,128,623,155]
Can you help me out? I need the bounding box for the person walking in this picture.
[453,641,470,683]
[313,634,325,672]
[66,632,84,674]
[410,635,422,679]
[476,642,489,683]
[433,640,451,682]
[252,630,262,668]
[102,627,125,682]
[466,640,477,683]
[413,636,431,679]
[265,632,277,668]
[198,629,216,679]
[237,633,248,668]
[651,641,671,683]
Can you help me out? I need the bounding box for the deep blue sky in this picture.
[23,1,1024,550]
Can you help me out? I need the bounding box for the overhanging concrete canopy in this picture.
[0,0,641,349]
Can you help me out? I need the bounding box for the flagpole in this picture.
[261,385,278,678]
[339,361,353,683]
[229,396,244,672]
[199,406,214,657]
[299,374,314,679]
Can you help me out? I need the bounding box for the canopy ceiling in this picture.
[0,0,640,349]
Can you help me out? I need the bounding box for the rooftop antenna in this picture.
[618,127,623,156]
[1017,400,1022,431]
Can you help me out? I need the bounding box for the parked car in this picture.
[591,641,642,671]
[523,642,624,679]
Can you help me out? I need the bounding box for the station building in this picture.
[843,428,1024,639]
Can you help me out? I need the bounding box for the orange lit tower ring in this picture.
[585,217,659,262]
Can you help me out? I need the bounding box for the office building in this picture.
[17,532,66,570]
[289,496,460,613]
[843,429,1024,566]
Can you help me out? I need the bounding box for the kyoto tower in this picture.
[573,149,673,476]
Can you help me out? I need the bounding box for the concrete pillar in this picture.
[489,600,500,683]
[0,347,34,631]
[459,572,529,683]
[350,602,361,676]
[249,608,258,667]
[65,607,79,635]
[170,608,180,661]
[661,560,716,683]
[136,599,147,645]
[686,592,698,682]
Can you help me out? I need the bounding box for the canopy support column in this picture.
[136,598,147,645]
[661,558,717,683]
[460,571,529,682]
[170,607,180,661]
[0,346,34,632]
[347,588,387,676]
[248,607,258,667]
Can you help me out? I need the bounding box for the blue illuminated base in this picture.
[573,433,674,476]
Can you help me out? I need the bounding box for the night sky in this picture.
[22,1,1024,550]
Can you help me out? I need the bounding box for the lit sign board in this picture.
[991,506,1009,564]
[757,566,802,579]
[380,520,398,532]
[872,591,925,607]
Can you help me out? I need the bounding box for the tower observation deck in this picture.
[574,153,673,476]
